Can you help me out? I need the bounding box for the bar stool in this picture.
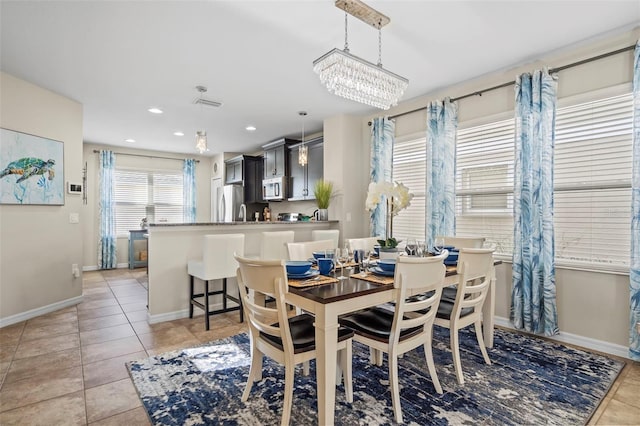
[259,231,294,260]
[187,233,245,330]
[311,229,339,249]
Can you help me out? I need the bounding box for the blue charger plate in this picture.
[288,269,320,279]
[370,266,395,277]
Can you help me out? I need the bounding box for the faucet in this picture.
[239,204,247,222]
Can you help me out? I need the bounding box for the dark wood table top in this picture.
[287,260,502,305]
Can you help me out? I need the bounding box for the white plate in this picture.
[288,269,320,279]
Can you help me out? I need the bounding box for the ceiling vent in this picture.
[193,97,223,108]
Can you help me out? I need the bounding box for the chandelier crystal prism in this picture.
[313,0,408,110]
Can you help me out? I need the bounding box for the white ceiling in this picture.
[1,1,639,156]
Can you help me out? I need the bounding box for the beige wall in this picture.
[336,27,639,353]
[82,143,212,269]
[0,72,84,324]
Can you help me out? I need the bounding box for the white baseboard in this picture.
[0,295,84,328]
[83,264,134,272]
[148,309,190,324]
[494,316,630,360]
[148,301,241,324]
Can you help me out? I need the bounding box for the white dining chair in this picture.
[311,229,339,249]
[434,247,494,385]
[286,239,335,261]
[259,231,294,260]
[347,236,382,253]
[339,252,447,423]
[235,255,353,426]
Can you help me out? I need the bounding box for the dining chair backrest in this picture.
[260,231,295,260]
[311,229,339,249]
[235,255,291,348]
[438,236,486,249]
[199,233,245,279]
[453,247,494,318]
[287,239,335,261]
[347,236,382,253]
[392,251,448,342]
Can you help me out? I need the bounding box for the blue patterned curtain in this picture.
[510,69,558,336]
[183,159,196,223]
[370,117,394,237]
[425,98,458,250]
[98,150,117,269]
[630,40,640,361]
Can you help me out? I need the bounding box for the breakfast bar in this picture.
[145,220,339,323]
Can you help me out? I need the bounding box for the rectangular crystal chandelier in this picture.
[313,0,408,110]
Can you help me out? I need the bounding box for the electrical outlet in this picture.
[69,213,79,224]
[72,264,80,278]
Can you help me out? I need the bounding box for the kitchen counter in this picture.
[146,220,340,323]
[150,220,338,227]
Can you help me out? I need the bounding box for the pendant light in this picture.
[195,86,208,154]
[298,111,308,166]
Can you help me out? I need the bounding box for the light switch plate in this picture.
[69,213,79,224]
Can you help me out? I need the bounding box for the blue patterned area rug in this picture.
[127,327,624,425]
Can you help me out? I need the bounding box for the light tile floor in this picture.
[0,268,638,424]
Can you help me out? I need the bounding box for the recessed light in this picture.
[125,138,135,143]
[245,125,256,132]
[173,131,184,136]
[148,107,163,114]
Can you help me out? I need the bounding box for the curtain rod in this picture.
[370,43,636,124]
[92,149,200,163]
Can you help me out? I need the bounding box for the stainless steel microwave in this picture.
[262,176,287,201]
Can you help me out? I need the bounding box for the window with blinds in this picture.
[392,136,426,241]
[554,92,633,270]
[456,119,515,256]
[114,169,184,235]
[454,91,633,270]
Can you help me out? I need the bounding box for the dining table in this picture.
[284,262,498,426]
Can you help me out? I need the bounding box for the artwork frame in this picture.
[0,128,65,205]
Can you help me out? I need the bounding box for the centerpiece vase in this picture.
[379,197,398,259]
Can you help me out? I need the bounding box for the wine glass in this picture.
[359,250,371,274]
[337,248,350,280]
[434,237,445,254]
[406,238,417,256]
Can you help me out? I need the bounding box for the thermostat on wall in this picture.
[67,182,83,194]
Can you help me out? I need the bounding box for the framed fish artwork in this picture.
[0,128,64,205]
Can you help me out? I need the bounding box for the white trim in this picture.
[148,309,189,324]
[147,301,241,324]
[83,264,136,272]
[494,316,630,360]
[0,295,84,328]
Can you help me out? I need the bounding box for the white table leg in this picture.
[315,307,339,426]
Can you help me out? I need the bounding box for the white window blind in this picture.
[455,119,515,256]
[392,137,426,241]
[114,169,184,235]
[554,93,632,270]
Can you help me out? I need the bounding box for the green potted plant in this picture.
[314,179,333,221]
